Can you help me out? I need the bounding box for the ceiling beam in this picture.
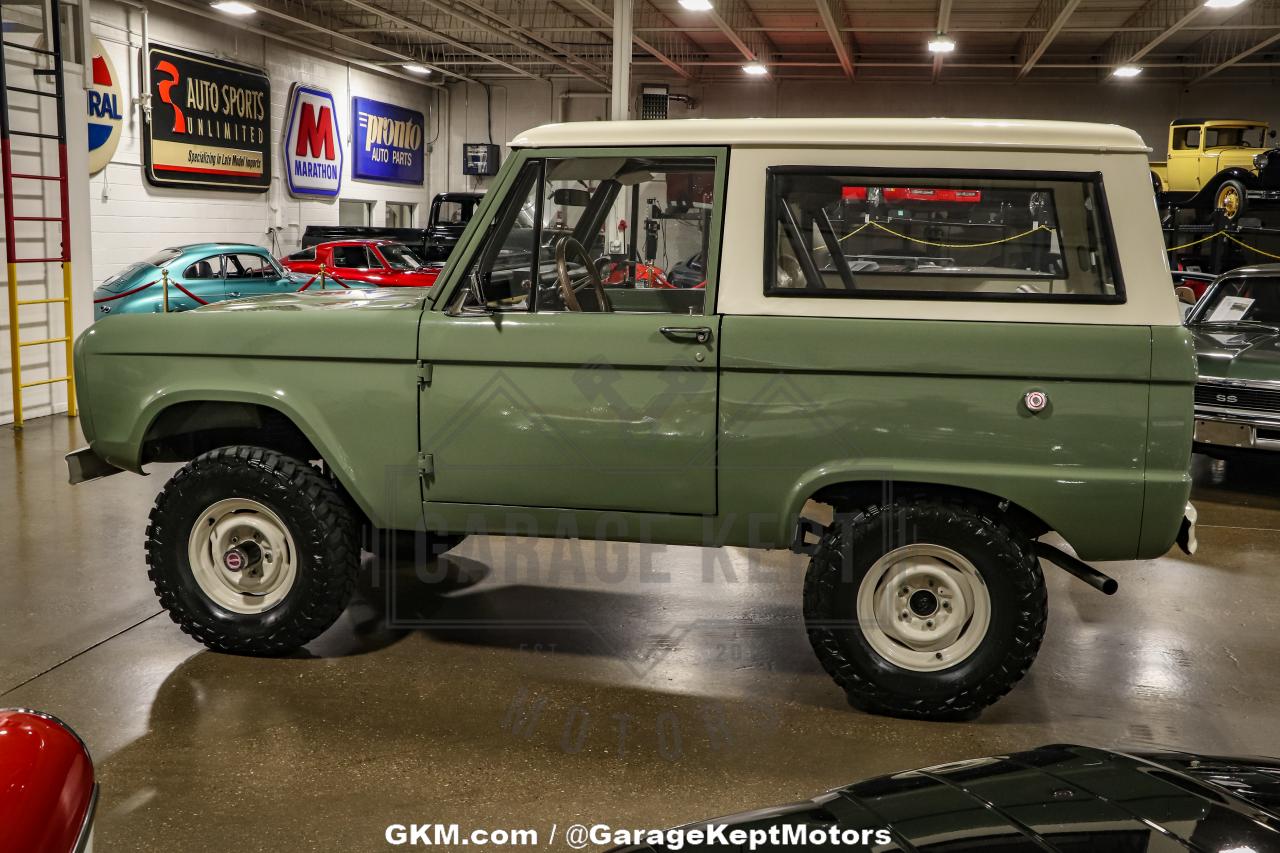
[450,0,611,81]
[931,0,954,82]
[1103,0,1208,69]
[568,0,693,79]
[243,0,475,82]
[148,0,442,88]
[815,0,855,80]
[1190,0,1280,83]
[413,0,609,88]
[332,0,539,80]
[705,0,776,70]
[1016,0,1083,78]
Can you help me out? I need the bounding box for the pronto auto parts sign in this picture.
[352,96,424,186]
[284,83,342,198]
[87,37,122,175]
[142,43,270,192]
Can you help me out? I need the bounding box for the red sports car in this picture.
[0,709,96,853]
[282,240,442,287]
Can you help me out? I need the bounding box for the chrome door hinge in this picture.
[417,452,434,476]
[417,361,432,388]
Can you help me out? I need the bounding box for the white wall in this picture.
[87,0,440,285]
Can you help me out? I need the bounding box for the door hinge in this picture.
[417,361,432,388]
[417,452,434,477]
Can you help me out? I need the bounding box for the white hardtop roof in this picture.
[511,117,1150,154]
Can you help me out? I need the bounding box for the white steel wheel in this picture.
[855,543,991,672]
[187,498,298,614]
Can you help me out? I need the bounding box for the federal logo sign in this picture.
[352,97,424,186]
[284,83,342,198]
[87,37,122,174]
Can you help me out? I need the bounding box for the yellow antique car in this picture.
[1150,118,1280,221]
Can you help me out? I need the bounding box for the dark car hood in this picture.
[614,745,1280,852]
[1191,323,1280,382]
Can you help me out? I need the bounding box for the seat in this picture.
[192,260,213,279]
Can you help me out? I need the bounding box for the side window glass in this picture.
[184,256,220,279]
[765,170,1121,302]
[332,246,369,269]
[453,162,541,312]
[225,253,275,279]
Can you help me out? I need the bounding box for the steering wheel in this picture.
[555,237,613,313]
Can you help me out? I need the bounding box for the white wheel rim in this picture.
[855,543,990,672]
[187,498,298,614]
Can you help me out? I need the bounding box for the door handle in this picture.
[660,326,712,344]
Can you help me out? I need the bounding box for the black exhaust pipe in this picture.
[1033,542,1119,596]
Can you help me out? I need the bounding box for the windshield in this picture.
[1204,125,1268,149]
[1193,276,1280,325]
[379,243,426,270]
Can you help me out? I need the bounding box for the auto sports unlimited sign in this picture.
[352,97,425,185]
[143,44,269,191]
[284,83,343,198]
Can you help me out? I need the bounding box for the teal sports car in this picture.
[93,243,374,320]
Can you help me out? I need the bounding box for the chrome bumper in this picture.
[1193,409,1280,451]
[65,446,123,485]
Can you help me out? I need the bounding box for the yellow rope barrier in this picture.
[1225,233,1280,261]
[826,220,1053,250]
[1167,231,1226,251]
[1164,230,1280,260]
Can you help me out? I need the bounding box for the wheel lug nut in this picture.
[935,652,943,660]
[900,611,909,620]
[926,620,934,629]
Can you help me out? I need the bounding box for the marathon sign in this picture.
[142,43,270,192]
[284,83,343,198]
[352,96,425,186]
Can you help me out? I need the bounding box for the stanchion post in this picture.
[161,268,170,312]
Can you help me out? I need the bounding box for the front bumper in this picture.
[1194,408,1280,451]
[65,446,123,485]
[1246,188,1280,202]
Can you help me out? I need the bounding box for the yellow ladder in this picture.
[0,0,75,427]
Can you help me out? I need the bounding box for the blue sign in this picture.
[352,97,425,185]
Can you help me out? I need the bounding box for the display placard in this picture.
[352,96,425,185]
[142,43,270,192]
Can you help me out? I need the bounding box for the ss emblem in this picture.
[1216,393,1238,403]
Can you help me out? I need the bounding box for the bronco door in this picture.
[417,148,726,516]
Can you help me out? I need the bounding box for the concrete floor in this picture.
[4,415,1280,851]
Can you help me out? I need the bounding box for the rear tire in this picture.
[1214,179,1247,221]
[146,446,359,655]
[803,496,1046,720]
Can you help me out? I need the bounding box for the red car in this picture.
[282,240,442,287]
[0,710,96,853]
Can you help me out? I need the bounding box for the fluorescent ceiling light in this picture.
[678,0,714,9]
[741,62,768,76]
[1204,0,1246,7]
[402,63,432,75]
[927,34,956,54]
[210,1,256,15]
[1112,65,1143,78]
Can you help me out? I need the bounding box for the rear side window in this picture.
[184,256,221,279]
[765,168,1123,303]
[288,248,316,261]
[332,245,371,268]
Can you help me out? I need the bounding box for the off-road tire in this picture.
[146,446,359,655]
[803,496,1047,720]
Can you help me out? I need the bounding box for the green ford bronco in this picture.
[69,118,1197,719]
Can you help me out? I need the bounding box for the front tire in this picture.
[146,446,359,655]
[803,497,1047,720]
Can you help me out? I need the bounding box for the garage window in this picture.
[764,168,1124,303]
